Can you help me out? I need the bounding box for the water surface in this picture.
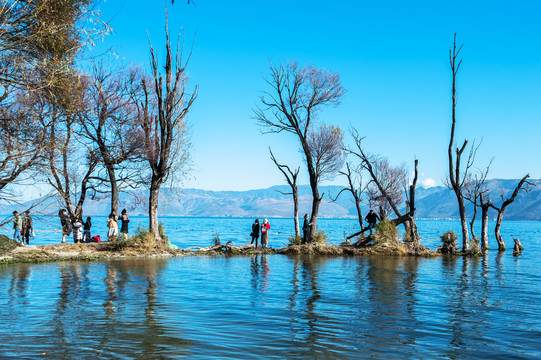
[1,219,540,359]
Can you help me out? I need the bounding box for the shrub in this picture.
[373,220,398,245]
[310,231,328,244]
[340,239,352,246]
[0,234,19,256]
[212,232,221,246]
[466,238,481,256]
[288,234,303,246]
[439,230,457,254]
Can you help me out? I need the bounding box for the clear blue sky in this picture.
[91,0,541,191]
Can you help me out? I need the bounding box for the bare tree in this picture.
[80,64,145,214]
[255,62,345,238]
[137,26,197,240]
[330,161,366,232]
[269,149,300,237]
[479,192,491,250]
[346,130,420,242]
[0,93,49,198]
[489,175,534,251]
[464,162,491,244]
[447,34,479,252]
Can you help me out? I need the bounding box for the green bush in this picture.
[373,220,398,245]
[212,232,221,246]
[439,230,457,254]
[0,234,19,256]
[310,231,328,244]
[288,234,303,246]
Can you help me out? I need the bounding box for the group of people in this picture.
[11,211,33,246]
[58,208,130,244]
[248,209,381,248]
[250,218,271,248]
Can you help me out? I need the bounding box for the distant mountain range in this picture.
[1,179,539,220]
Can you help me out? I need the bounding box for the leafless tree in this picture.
[330,161,366,232]
[447,34,480,252]
[80,63,146,214]
[137,26,197,240]
[269,148,300,237]
[464,162,491,244]
[346,130,420,242]
[43,76,100,220]
[479,192,492,250]
[255,62,345,238]
[489,175,535,251]
[0,93,49,198]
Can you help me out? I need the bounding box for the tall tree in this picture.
[0,0,106,196]
[81,64,145,214]
[447,34,477,252]
[269,149,300,237]
[255,62,345,238]
[138,26,197,240]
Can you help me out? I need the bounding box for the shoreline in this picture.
[0,240,439,264]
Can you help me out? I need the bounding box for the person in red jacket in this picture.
[261,218,271,248]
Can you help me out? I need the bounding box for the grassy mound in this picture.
[0,235,19,256]
[102,225,177,255]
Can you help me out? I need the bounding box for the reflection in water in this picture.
[0,244,540,359]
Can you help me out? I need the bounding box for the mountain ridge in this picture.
[1,179,539,220]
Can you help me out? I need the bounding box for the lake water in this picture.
[1,218,541,359]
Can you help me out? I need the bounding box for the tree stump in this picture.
[512,236,523,256]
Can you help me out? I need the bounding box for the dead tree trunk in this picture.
[490,174,532,251]
[270,149,300,237]
[405,159,420,243]
[480,197,490,250]
[512,236,523,256]
[447,34,472,252]
[331,162,366,237]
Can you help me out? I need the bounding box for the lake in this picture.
[1,217,540,359]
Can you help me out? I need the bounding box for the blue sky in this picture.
[90,0,541,191]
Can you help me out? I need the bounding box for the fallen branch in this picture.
[184,241,255,252]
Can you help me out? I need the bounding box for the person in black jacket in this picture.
[365,210,380,234]
[302,214,312,244]
[119,209,130,239]
[250,219,260,248]
[83,217,92,243]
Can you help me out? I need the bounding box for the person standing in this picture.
[12,211,23,245]
[302,214,312,244]
[261,219,271,248]
[119,209,129,239]
[365,210,380,235]
[250,219,260,248]
[21,210,33,245]
[72,217,84,243]
[83,217,92,243]
[107,211,118,241]
[59,209,72,243]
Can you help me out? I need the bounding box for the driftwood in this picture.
[353,234,374,247]
[184,241,255,252]
[512,236,524,256]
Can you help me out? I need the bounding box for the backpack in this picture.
[91,235,102,243]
